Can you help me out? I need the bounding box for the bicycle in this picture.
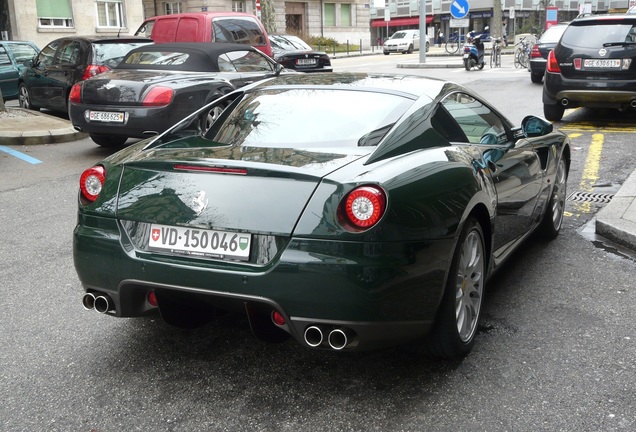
[514,37,533,69]
[445,32,462,55]
[490,37,502,68]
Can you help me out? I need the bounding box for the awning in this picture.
[371,16,433,28]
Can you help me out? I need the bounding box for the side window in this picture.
[217,54,237,72]
[0,47,10,66]
[36,41,59,67]
[7,44,39,63]
[224,50,273,72]
[441,92,508,144]
[57,41,81,65]
[212,18,265,46]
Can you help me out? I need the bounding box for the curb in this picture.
[595,170,636,251]
[0,108,87,146]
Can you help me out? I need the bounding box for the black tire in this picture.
[530,72,543,84]
[18,84,39,111]
[383,51,390,55]
[477,61,485,70]
[538,157,568,239]
[89,134,128,147]
[405,44,413,54]
[426,41,430,52]
[425,217,486,360]
[543,103,565,122]
[464,58,471,71]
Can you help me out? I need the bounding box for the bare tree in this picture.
[260,0,277,35]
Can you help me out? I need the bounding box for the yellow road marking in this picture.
[574,133,604,214]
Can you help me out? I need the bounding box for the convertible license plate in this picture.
[148,224,251,260]
[296,58,317,66]
[584,59,621,68]
[88,111,125,123]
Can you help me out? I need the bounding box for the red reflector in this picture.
[69,83,82,103]
[573,58,582,70]
[147,291,158,307]
[79,165,105,203]
[143,86,174,106]
[272,311,286,326]
[82,64,110,81]
[174,164,247,175]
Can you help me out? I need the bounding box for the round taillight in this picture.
[142,86,174,106]
[79,165,105,202]
[339,185,386,231]
[69,83,82,103]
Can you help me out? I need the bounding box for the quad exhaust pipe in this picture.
[82,292,114,314]
[303,325,358,350]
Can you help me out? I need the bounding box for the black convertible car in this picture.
[69,42,285,146]
[74,73,570,360]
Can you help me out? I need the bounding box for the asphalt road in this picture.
[1,59,636,431]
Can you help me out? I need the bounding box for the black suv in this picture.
[543,14,636,121]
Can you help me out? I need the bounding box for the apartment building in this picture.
[0,0,145,48]
[0,0,372,49]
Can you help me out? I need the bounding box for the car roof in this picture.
[116,42,260,72]
[573,13,636,23]
[247,72,451,100]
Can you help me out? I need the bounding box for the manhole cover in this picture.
[567,191,614,203]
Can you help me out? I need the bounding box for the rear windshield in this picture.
[269,35,311,51]
[562,21,636,48]
[93,42,152,67]
[206,89,413,148]
[212,18,266,46]
[539,25,568,43]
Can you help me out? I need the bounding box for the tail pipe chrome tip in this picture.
[303,326,324,347]
[94,295,113,314]
[631,99,636,108]
[561,98,569,107]
[82,293,96,310]
[328,328,357,350]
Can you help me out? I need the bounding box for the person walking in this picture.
[437,28,444,47]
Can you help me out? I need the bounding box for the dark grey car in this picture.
[543,14,636,121]
[18,36,151,114]
[528,23,568,84]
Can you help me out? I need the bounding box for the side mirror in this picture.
[521,115,553,137]
[23,58,35,67]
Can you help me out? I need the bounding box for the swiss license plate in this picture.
[88,111,125,123]
[148,224,251,261]
[584,59,621,68]
[296,58,317,66]
[463,53,469,59]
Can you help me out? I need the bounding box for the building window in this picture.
[324,3,336,26]
[232,1,245,12]
[341,4,352,26]
[96,0,125,28]
[165,2,182,14]
[36,0,74,28]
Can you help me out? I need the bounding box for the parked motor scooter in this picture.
[463,27,489,71]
